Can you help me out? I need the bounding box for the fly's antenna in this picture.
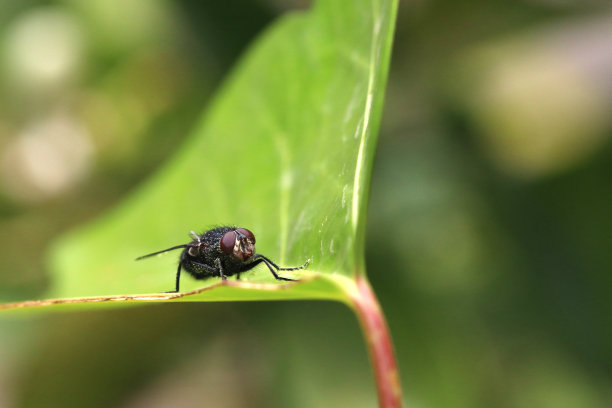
[135,244,191,261]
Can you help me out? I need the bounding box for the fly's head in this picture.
[220,228,255,261]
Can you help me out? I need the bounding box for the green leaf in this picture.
[4,0,398,310]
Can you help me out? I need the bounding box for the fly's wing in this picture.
[135,245,190,261]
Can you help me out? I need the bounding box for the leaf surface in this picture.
[3,0,398,310]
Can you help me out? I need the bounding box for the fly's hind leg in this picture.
[165,257,184,293]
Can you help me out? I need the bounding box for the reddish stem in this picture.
[350,275,403,408]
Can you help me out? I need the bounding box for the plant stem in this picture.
[350,275,403,407]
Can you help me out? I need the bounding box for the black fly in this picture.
[136,226,309,292]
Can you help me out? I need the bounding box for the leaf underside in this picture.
[3,0,398,311]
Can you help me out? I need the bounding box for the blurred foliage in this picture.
[1,0,612,408]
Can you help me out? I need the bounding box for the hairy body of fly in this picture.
[136,226,309,292]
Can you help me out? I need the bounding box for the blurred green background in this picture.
[1,0,611,407]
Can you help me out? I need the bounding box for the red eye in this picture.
[236,228,255,243]
[220,231,236,254]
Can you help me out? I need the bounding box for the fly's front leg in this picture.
[248,255,297,281]
[252,254,310,271]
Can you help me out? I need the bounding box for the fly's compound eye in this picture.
[188,246,199,257]
[236,228,255,243]
[220,231,237,254]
